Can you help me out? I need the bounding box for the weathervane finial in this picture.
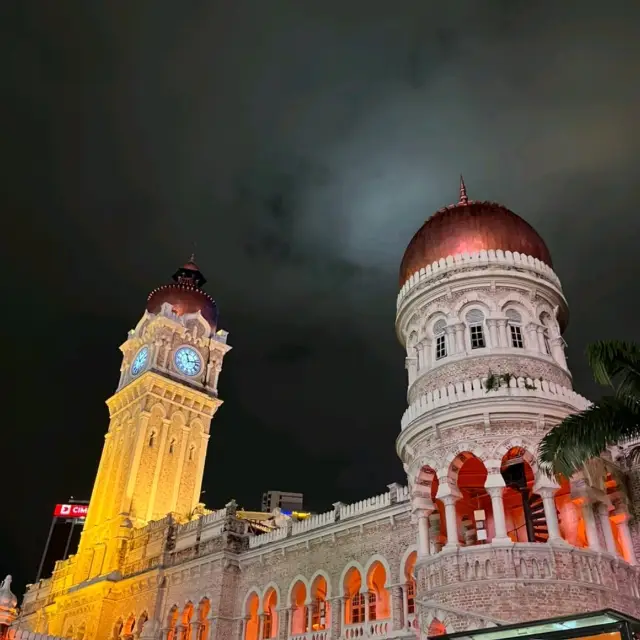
[459,175,469,205]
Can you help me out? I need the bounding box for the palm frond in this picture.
[539,396,640,479]
[587,340,640,399]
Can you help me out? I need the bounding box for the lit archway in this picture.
[454,453,491,545]
[244,592,260,640]
[197,598,210,640]
[166,607,178,640]
[137,612,149,639]
[428,618,447,637]
[262,587,278,638]
[343,566,364,625]
[181,602,194,640]
[416,465,446,552]
[310,573,329,630]
[123,614,135,639]
[501,447,545,543]
[290,580,308,635]
[366,560,390,621]
[404,551,417,623]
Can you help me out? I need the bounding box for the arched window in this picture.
[506,310,524,348]
[166,607,178,640]
[433,320,447,360]
[197,599,210,640]
[466,309,486,349]
[148,431,156,447]
[310,575,329,631]
[344,567,364,624]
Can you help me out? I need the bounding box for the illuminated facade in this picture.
[15,186,640,639]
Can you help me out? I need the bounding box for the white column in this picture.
[598,504,617,554]
[550,337,568,368]
[454,324,465,353]
[306,603,313,634]
[580,501,602,551]
[526,323,540,353]
[445,326,457,355]
[497,319,508,347]
[536,327,547,354]
[416,511,431,557]
[485,472,511,543]
[540,489,562,542]
[436,485,460,549]
[405,357,418,385]
[487,319,498,348]
[613,512,638,565]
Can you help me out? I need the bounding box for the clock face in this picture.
[131,346,149,376]
[174,346,202,377]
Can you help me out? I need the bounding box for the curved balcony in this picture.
[414,542,640,621]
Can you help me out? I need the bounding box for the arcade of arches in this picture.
[412,447,635,563]
[243,555,418,639]
[165,599,211,640]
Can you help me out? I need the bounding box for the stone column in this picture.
[405,356,418,385]
[454,323,465,353]
[536,327,548,354]
[497,319,508,348]
[580,501,602,551]
[487,319,498,348]
[329,596,344,638]
[416,511,431,557]
[612,512,638,565]
[276,607,289,640]
[436,485,461,549]
[485,472,510,543]
[190,621,202,640]
[549,336,568,368]
[445,326,457,355]
[391,585,404,631]
[306,603,314,634]
[532,477,564,544]
[597,504,617,554]
[525,323,540,353]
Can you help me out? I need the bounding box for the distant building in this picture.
[261,490,303,513]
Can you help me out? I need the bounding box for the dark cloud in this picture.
[2,0,640,593]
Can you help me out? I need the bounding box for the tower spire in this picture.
[458,175,469,205]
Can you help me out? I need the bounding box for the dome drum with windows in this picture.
[399,177,553,287]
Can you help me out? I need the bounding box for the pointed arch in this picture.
[261,582,281,611]
[491,437,539,472]
[364,554,392,588]
[286,575,310,604]
[398,545,418,584]
[309,570,332,599]
[339,561,365,594]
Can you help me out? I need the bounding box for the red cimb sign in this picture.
[53,504,88,518]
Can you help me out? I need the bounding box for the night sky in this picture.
[2,2,640,595]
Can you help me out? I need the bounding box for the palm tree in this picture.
[539,340,640,479]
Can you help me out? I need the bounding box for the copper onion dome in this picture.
[146,255,218,328]
[399,177,553,287]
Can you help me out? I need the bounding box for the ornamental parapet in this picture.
[248,485,410,549]
[397,250,562,311]
[401,376,590,430]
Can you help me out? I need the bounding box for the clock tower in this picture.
[73,257,231,582]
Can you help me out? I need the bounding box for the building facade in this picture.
[261,492,304,514]
[16,184,640,639]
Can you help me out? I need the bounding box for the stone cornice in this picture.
[401,376,589,431]
[397,250,562,310]
[106,371,221,419]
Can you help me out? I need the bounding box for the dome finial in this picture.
[459,175,469,205]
